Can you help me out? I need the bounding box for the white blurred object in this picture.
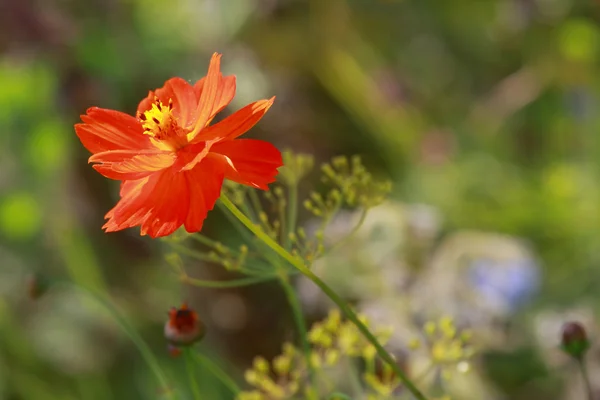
[26,289,120,374]
[410,230,540,325]
[298,201,442,314]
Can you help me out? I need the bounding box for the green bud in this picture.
[561,321,590,359]
[27,272,49,300]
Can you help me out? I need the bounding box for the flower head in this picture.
[164,302,205,346]
[75,53,282,238]
[561,321,590,359]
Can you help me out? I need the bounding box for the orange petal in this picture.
[183,157,225,233]
[193,74,236,121]
[75,107,153,154]
[188,53,237,141]
[192,97,275,143]
[137,77,198,129]
[103,177,154,232]
[208,139,282,190]
[89,150,176,180]
[103,169,190,238]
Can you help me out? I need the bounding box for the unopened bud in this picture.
[26,273,49,300]
[164,303,205,346]
[561,321,590,359]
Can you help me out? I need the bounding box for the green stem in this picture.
[168,242,268,277]
[189,234,222,249]
[323,209,368,256]
[219,194,427,400]
[193,353,241,395]
[182,274,278,288]
[578,358,593,400]
[284,183,298,250]
[327,393,352,400]
[277,270,317,396]
[53,282,175,400]
[184,349,202,400]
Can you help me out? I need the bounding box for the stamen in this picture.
[139,98,185,149]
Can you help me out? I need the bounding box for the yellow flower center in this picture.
[139,98,187,150]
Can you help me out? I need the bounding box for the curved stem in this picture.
[323,208,368,256]
[182,274,277,288]
[52,282,176,400]
[184,349,202,400]
[193,353,241,395]
[219,194,427,400]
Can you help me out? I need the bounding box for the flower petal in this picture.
[193,97,275,143]
[188,53,237,141]
[90,149,176,180]
[75,107,152,154]
[183,157,225,233]
[103,177,154,232]
[193,74,236,120]
[103,169,190,238]
[137,77,198,129]
[209,139,282,190]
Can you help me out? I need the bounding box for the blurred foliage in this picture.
[2,0,600,399]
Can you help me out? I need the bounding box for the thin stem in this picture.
[323,208,368,256]
[184,349,202,400]
[248,189,264,224]
[284,183,298,250]
[366,356,375,377]
[219,194,428,400]
[193,353,241,395]
[277,270,317,395]
[217,202,259,247]
[578,358,594,400]
[168,242,267,277]
[327,393,352,400]
[168,243,216,262]
[189,234,222,248]
[53,282,176,400]
[182,274,278,288]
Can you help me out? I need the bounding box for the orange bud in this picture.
[164,303,205,346]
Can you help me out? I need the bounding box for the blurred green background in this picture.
[2,0,600,399]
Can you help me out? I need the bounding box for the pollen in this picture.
[139,98,176,140]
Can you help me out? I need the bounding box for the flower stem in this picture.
[578,358,594,400]
[193,352,241,395]
[53,282,176,400]
[219,193,428,400]
[181,274,278,288]
[276,268,318,397]
[323,208,368,256]
[184,348,202,400]
[284,183,298,250]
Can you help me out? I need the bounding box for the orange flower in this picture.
[75,53,282,238]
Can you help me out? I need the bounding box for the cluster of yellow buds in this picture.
[278,151,315,187]
[237,343,305,400]
[411,316,475,382]
[308,309,393,365]
[237,311,474,399]
[305,155,392,217]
